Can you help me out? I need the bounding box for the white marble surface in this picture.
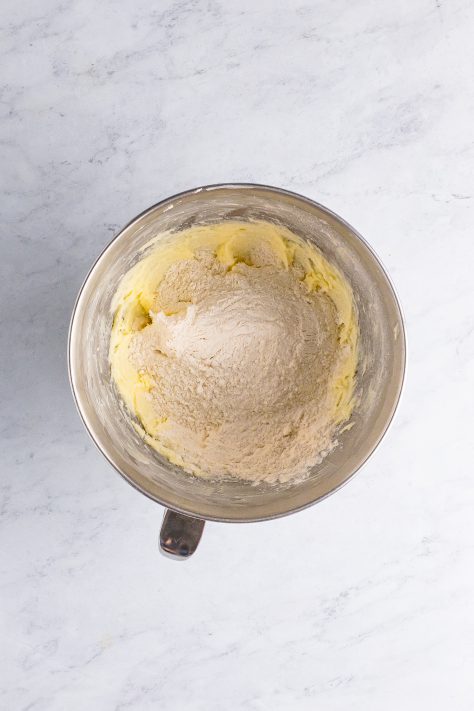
[2,0,474,708]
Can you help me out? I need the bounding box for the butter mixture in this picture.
[109,221,358,483]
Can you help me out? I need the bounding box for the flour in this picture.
[129,251,345,483]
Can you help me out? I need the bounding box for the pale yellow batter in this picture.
[109,221,358,483]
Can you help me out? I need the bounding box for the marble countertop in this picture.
[2,0,474,708]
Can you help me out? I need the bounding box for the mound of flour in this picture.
[130,250,342,483]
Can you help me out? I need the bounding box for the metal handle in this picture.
[159,509,205,559]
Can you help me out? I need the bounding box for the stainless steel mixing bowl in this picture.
[68,184,406,558]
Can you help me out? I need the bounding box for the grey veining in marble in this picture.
[1,0,474,709]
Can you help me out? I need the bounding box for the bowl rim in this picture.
[68,182,407,523]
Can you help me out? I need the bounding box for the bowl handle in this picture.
[159,509,205,559]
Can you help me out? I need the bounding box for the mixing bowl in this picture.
[68,184,406,558]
